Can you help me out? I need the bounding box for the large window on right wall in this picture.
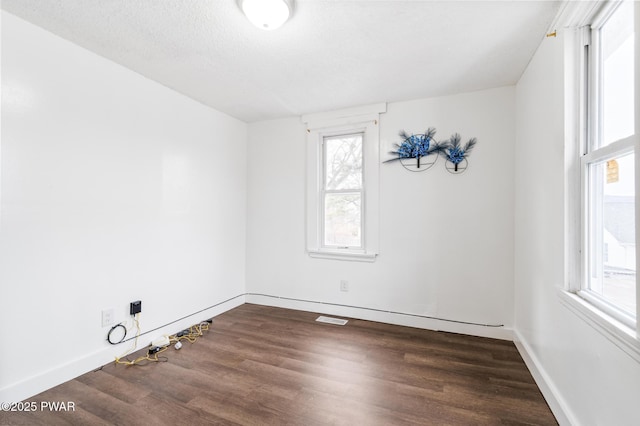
[580,0,637,329]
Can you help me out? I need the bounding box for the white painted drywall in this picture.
[514,30,640,425]
[246,87,515,338]
[0,12,247,402]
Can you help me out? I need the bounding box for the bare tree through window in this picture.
[323,134,363,247]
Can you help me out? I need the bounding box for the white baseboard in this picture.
[0,296,245,403]
[245,293,514,340]
[513,329,578,426]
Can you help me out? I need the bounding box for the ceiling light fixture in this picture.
[238,0,294,31]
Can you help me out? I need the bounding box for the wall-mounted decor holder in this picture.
[384,128,477,174]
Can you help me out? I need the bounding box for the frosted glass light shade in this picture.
[238,0,293,30]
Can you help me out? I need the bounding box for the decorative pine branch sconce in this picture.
[383,128,445,172]
[384,128,477,174]
[442,133,477,174]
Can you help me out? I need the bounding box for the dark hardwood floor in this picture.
[1,304,557,425]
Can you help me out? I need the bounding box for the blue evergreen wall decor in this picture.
[383,128,445,172]
[385,128,477,174]
[442,133,477,174]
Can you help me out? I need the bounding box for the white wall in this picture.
[246,87,515,339]
[514,30,640,425]
[0,12,247,402]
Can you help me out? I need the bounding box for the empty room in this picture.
[1,0,639,424]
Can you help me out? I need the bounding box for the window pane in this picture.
[588,151,636,316]
[324,134,362,190]
[324,193,361,247]
[600,0,634,147]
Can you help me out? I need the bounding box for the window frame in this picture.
[579,0,637,329]
[580,140,636,327]
[561,0,640,358]
[321,131,365,250]
[303,103,385,262]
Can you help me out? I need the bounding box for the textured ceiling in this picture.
[1,0,562,123]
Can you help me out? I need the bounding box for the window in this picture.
[577,0,637,329]
[303,103,385,261]
[322,133,363,249]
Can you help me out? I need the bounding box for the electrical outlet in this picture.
[130,300,142,315]
[340,280,349,292]
[101,308,115,327]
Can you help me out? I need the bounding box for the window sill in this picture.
[307,249,377,262]
[558,289,640,363]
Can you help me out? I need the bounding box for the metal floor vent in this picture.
[316,316,348,326]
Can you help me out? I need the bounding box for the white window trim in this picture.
[561,0,640,352]
[303,103,386,262]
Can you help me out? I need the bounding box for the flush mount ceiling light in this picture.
[238,0,294,30]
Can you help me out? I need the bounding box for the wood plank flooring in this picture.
[0,304,557,425]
